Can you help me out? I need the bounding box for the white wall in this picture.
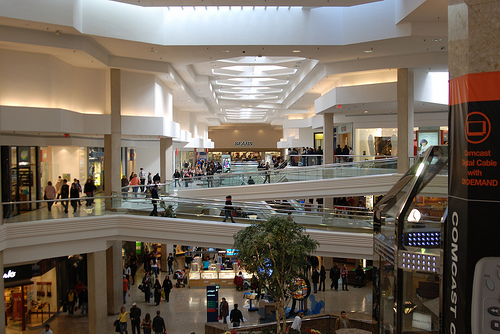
[0,49,106,114]
[50,147,85,182]
[134,145,161,177]
[121,71,156,116]
[414,70,449,105]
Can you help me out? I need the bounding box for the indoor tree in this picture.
[233,216,319,334]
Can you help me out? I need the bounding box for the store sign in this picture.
[234,141,253,147]
[445,71,500,333]
[3,270,16,279]
[3,265,33,281]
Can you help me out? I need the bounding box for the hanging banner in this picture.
[444,71,500,334]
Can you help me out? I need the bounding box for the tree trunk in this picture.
[275,298,287,334]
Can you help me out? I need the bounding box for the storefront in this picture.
[88,147,104,191]
[4,263,58,330]
[355,126,448,159]
[1,146,41,218]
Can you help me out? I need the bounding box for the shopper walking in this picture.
[162,275,173,302]
[152,310,166,334]
[139,167,147,192]
[330,263,341,291]
[229,304,244,328]
[118,306,130,334]
[70,182,80,213]
[44,181,57,212]
[153,279,162,306]
[312,267,319,293]
[167,253,174,274]
[150,184,159,216]
[123,275,130,304]
[141,313,153,334]
[263,162,271,183]
[83,178,96,206]
[142,273,152,304]
[130,302,142,334]
[173,169,181,187]
[319,265,327,291]
[222,195,236,223]
[54,176,63,204]
[60,179,70,213]
[79,286,88,315]
[220,297,229,324]
[129,252,138,285]
[129,173,141,197]
[67,287,76,315]
[341,264,349,291]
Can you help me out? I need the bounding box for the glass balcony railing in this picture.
[139,158,401,194]
[1,194,374,233]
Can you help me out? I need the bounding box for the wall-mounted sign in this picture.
[3,264,33,281]
[3,270,16,279]
[234,141,253,147]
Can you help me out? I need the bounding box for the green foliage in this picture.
[233,216,318,312]
[260,326,277,334]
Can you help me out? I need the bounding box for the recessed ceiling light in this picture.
[364,110,368,113]
[150,48,158,53]
[292,50,301,53]
[432,38,443,42]
[364,49,373,53]
[222,50,230,53]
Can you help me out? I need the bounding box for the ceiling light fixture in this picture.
[292,50,301,53]
[432,38,443,42]
[364,48,373,53]
[150,48,158,53]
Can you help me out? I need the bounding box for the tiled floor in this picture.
[6,268,373,334]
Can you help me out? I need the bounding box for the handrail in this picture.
[126,158,402,193]
[2,193,374,233]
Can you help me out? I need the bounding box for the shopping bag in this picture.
[161,291,166,299]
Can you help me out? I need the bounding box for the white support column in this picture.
[323,113,335,209]
[106,241,123,315]
[397,68,414,174]
[323,113,334,165]
[160,137,173,182]
[88,251,108,334]
[105,69,122,210]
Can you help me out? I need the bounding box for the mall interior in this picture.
[0,0,497,333]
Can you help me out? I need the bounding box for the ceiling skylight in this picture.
[207,55,309,122]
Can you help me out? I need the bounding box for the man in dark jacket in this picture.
[150,184,159,216]
[60,179,70,213]
[222,195,235,223]
[230,304,244,328]
[130,302,142,334]
[311,267,320,293]
[152,310,166,334]
[330,263,341,291]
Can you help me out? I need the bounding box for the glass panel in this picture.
[401,270,440,332]
[380,257,395,333]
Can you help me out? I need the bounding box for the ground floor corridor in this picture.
[6,266,373,334]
